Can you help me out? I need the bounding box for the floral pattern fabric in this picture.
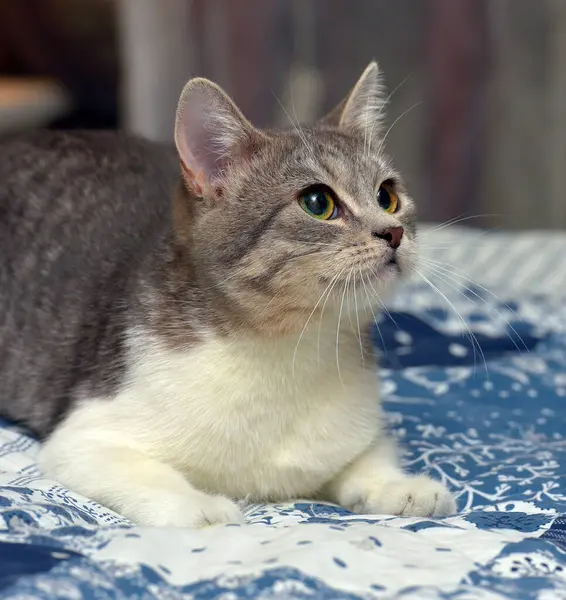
[0,226,565,599]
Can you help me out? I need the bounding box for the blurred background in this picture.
[0,0,565,229]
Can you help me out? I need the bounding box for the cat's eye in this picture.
[376,181,399,214]
[298,185,339,220]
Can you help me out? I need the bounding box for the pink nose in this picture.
[373,226,404,249]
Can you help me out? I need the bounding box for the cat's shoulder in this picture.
[0,130,177,175]
[0,130,178,258]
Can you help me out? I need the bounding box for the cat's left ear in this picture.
[319,62,386,134]
[175,78,263,197]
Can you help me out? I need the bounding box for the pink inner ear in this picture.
[175,79,259,197]
[180,161,205,197]
[176,104,211,197]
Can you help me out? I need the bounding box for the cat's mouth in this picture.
[382,258,401,276]
[364,253,402,276]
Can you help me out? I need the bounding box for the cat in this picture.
[0,62,456,527]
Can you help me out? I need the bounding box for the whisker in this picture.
[353,269,365,366]
[421,257,524,321]
[415,268,489,379]
[427,214,501,233]
[426,212,470,231]
[419,245,498,251]
[372,101,422,156]
[269,88,314,158]
[365,72,414,159]
[419,229,493,249]
[363,86,372,159]
[317,267,347,364]
[376,73,414,122]
[420,229,493,246]
[254,286,286,318]
[270,238,344,249]
[420,259,529,352]
[292,268,344,383]
[359,270,388,358]
[363,273,400,330]
[205,249,338,292]
[335,271,350,387]
[345,267,355,331]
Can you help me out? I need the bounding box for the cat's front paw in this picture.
[129,490,245,528]
[349,475,456,518]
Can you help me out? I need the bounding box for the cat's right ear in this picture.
[319,62,386,134]
[174,78,262,197]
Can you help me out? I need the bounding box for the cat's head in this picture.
[173,62,417,334]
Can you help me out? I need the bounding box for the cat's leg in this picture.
[322,436,456,517]
[38,415,244,528]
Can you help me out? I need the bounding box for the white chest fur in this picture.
[56,324,382,501]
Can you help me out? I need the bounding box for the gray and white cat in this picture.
[0,63,456,527]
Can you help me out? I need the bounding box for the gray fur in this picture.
[0,131,177,435]
[0,64,417,438]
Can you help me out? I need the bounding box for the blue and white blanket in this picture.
[1,226,565,599]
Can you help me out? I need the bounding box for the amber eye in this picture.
[298,185,339,220]
[376,181,399,214]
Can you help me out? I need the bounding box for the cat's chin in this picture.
[366,261,403,287]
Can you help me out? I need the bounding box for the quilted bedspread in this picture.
[1,225,565,599]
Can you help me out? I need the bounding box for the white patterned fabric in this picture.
[0,225,565,599]
[417,224,566,297]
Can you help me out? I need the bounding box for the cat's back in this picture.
[0,130,177,247]
[0,131,178,435]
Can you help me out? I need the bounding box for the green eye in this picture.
[298,186,339,220]
[377,181,399,214]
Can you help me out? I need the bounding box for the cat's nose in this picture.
[372,226,404,249]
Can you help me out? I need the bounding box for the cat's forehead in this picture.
[268,128,395,189]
